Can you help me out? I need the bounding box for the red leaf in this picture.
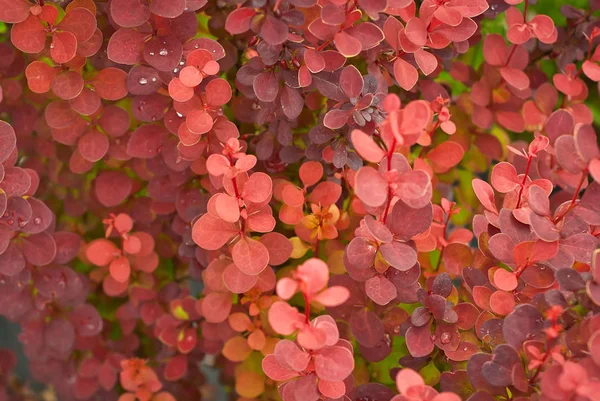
[225,7,256,35]
[92,68,128,100]
[0,0,32,23]
[334,30,362,57]
[261,15,288,45]
[86,239,118,266]
[499,67,530,90]
[339,65,363,99]
[406,324,434,357]
[253,71,279,102]
[427,141,465,173]
[365,275,397,305]
[127,125,167,159]
[59,7,96,42]
[11,15,46,54]
[405,17,427,46]
[494,269,518,291]
[205,78,232,106]
[95,171,132,207]
[109,257,131,283]
[107,28,145,65]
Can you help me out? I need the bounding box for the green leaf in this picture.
[370,337,408,385]
[420,361,441,386]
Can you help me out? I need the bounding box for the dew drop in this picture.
[138,77,148,85]
[176,112,183,118]
[463,346,468,352]
[34,217,42,225]
[173,68,179,73]
[440,332,451,344]
[50,43,55,49]
[179,61,185,66]
[151,77,157,82]
[149,52,155,56]
[159,49,168,56]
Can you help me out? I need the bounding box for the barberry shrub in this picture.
[0,0,599,400]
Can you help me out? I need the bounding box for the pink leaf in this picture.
[242,172,272,204]
[262,355,300,381]
[415,49,438,76]
[365,275,397,306]
[191,214,238,250]
[472,179,497,213]
[268,301,303,335]
[276,277,298,300]
[232,237,269,275]
[351,129,385,163]
[201,293,232,323]
[499,67,530,90]
[313,346,354,382]
[394,58,418,91]
[491,162,519,193]
[314,286,350,307]
[396,368,424,394]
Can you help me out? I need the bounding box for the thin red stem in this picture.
[381,138,397,224]
[529,337,555,385]
[303,293,311,324]
[227,154,244,232]
[381,188,393,224]
[515,262,531,280]
[516,156,533,209]
[434,213,451,271]
[505,0,529,66]
[505,45,518,66]
[553,169,588,224]
[315,40,331,52]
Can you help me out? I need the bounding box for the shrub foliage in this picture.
[0,0,599,401]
